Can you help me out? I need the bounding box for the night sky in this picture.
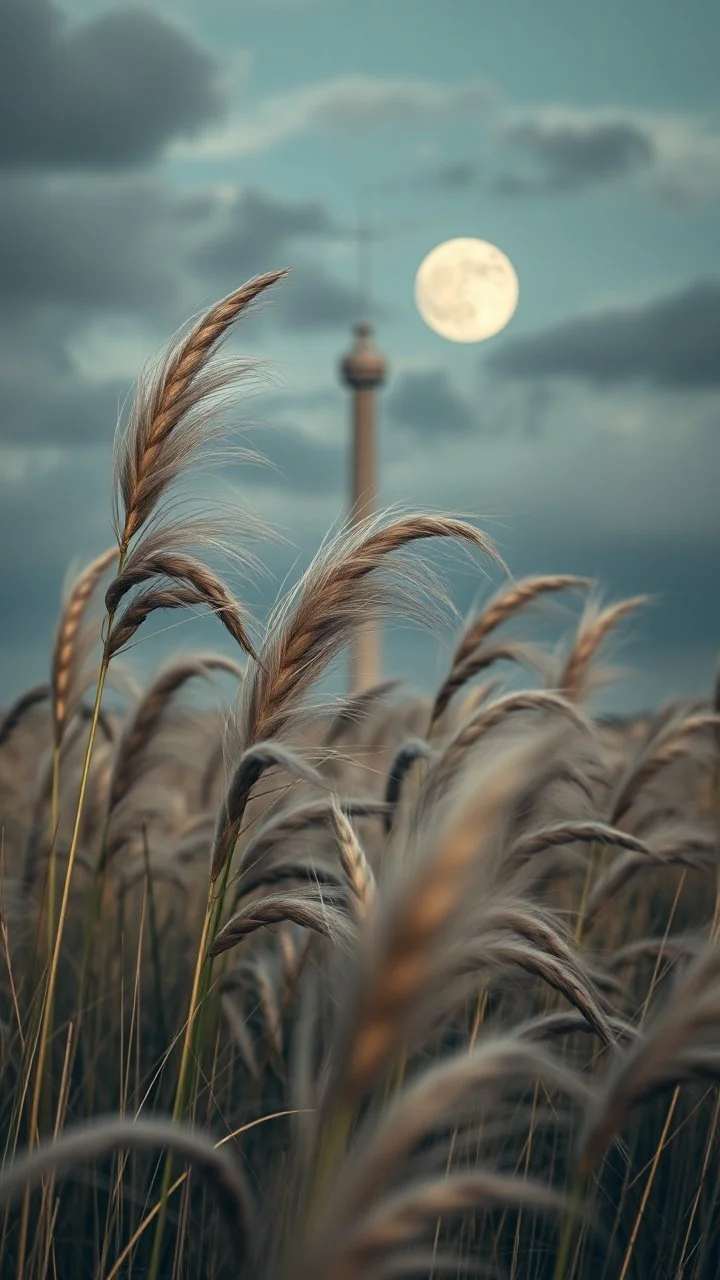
[1,0,718,710]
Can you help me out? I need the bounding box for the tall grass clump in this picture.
[0,269,719,1280]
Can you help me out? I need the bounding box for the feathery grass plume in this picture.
[428,575,590,726]
[452,575,592,673]
[584,829,717,926]
[0,1115,255,1255]
[430,640,550,726]
[559,595,648,701]
[234,513,503,753]
[241,797,390,872]
[518,1010,636,1044]
[211,742,326,883]
[297,1037,589,1277]
[113,270,288,550]
[106,654,243,816]
[579,943,720,1176]
[610,713,720,823]
[509,820,654,869]
[106,560,258,659]
[440,896,617,1043]
[423,692,589,811]
[322,733,556,1112]
[324,680,401,747]
[297,1172,573,1280]
[0,684,50,749]
[384,739,437,831]
[232,855,343,905]
[607,935,704,974]
[328,804,376,919]
[51,547,119,751]
[210,886,355,956]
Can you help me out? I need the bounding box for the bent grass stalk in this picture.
[16,657,112,1278]
[16,550,126,1279]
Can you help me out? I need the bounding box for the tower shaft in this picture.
[340,322,387,694]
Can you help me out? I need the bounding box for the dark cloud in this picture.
[0,176,209,317]
[0,0,223,170]
[196,190,340,278]
[197,191,367,331]
[387,370,475,437]
[196,190,366,330]
[492,117,656,195]
[488,278,720,389]
[0,360,127,447]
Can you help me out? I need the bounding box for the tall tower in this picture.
[339,321,388,693]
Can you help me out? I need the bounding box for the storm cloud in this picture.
[488,278,720,389]
[0,0,223,170]
[493,117,656,195]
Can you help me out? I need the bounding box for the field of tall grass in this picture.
[1,269,719,1279]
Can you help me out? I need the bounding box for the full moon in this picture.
[415,237,519,343]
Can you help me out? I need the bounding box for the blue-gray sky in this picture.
[1,0,718,709]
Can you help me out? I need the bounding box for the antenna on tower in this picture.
[356,194,373,324]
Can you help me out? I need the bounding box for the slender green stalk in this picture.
[141,827,168,1051]
[48,743,61,958]
[16,654,112,1279]
[16,545,126,1278]
[553,1173,586,1280]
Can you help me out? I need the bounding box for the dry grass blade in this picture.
[431,641,548,725]
[309,1037,590,1243]
[579,943,720,1174]
[237,513,503,749]
[560,596,648,700]
[209,887,354,956]
[463,935,614,1043]
[211,741,325,882]
[0,683,50,749]
[242,797,390,869]
[107,559,258,659]
[426,692,588,805]
[106,584,216,656]
[326,740,546,1108]
[115,270,288,547]
[518,1010,635,1044]
[585,835,716,925]
[611,713,720,822]
[51,547,119,748]
[509,821,654,869]
[233,856,342,905]
[607,935,703,974]
[108,654,243,811]
[0,1115,255,1257]
[328,805,376,918]
[454,574,591,667]
[305,1171,571,1280]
